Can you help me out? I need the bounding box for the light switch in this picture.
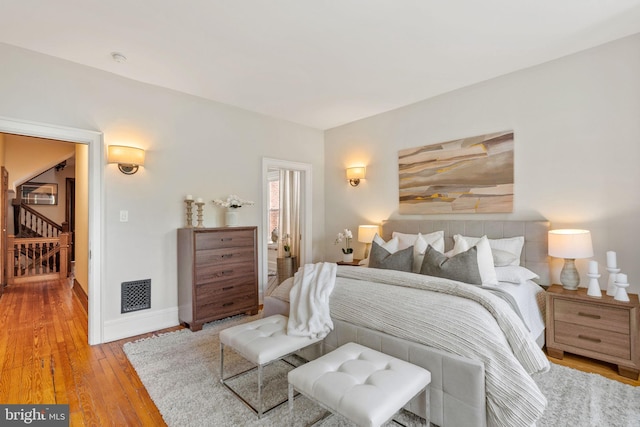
[120,210,128,222]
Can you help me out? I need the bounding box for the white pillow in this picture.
[360,234,400,266]
[495,266,539,284]
[452,235,498,286]
[453,235,524,266]
[392,231,445,273]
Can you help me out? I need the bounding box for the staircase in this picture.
[8,201,71,284]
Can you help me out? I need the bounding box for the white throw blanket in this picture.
[287,262,337,339]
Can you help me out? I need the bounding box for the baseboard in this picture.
[72,279,88,313]
[103,307,180,343]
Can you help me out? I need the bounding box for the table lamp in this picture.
[358,225,379,259]
[548,229,594,290]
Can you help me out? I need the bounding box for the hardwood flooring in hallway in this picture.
[0,279,177,426]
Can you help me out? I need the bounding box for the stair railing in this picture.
[7,233,70,284]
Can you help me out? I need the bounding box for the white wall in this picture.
[325,33,640,293]
[0,42,325,341]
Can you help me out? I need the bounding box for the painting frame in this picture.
[398,130,514,214]
[21,182,58,205]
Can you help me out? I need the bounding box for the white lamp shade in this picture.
[346,167,366,180]
[548,229,594,259]
[358,225,379,243]
[108,145,145,166]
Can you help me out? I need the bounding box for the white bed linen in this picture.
[494,280,546,343]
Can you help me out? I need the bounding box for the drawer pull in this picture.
[215,270,234,277]
[578,335,602,343]
[220,253,234,259]
[222,302,234,307]
[222,286,234,291]
[577,312,601,320]
[220,238,233,242]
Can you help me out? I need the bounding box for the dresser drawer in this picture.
[554,320,630,360]
[555,299,630,334]
[196,288,257,320]
[195,246,254,267]
[195,260,255,285]
[195,230,255,250]
[196,277,255,299]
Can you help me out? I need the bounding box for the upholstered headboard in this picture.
[381,219,550,285]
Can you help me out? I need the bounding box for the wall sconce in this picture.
[346,167,366,187]
[108,145,145,175]
[548,229,594,290]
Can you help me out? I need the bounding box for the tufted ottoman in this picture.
[287,342,431,427]
[219,314,323,418]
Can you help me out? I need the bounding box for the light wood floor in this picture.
[0,279,637,427]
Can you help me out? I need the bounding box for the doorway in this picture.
[0,117,104,345]
[261,158,312,300]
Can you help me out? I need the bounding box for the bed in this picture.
[263,219,550,427]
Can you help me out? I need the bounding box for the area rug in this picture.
[124,315,640,427]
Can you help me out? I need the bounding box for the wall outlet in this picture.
[119,210,128,222]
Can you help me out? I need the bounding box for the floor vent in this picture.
[121,279,151,313]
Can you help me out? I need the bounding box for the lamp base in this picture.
[560,258,580,290]
[363,243,371,259]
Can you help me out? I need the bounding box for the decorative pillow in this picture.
[392,230,445,273]
[373,234,399,253]
[393,231,445,252]
[420,245,482,285]
[495,266,540,284]
[451,236,498,286]
[360,234,400,266]
[492,249,519,267]
[368,240,413,272]
[453,235,524,266]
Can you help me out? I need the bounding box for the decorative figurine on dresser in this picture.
[546,284,640,380]
[177,226,259,331]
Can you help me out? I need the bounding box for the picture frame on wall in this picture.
[20,182,58,205]
[398,130,514,214]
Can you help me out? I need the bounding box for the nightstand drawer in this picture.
[555,299,630,334]
[554,320,630,359]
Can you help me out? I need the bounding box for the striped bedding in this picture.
[274,265,549,427]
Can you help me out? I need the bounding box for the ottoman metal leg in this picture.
[288,383,295,427]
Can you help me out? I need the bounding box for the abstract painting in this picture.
[398,130,514,214]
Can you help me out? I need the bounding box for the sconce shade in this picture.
[358,225,379,243]
[548,229,594,259]
[108,145,145,175]
[346,166,366,186]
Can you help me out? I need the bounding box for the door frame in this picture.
[261,158,312,300]
[0,116,104,345]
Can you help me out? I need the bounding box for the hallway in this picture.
[0,279,172,426]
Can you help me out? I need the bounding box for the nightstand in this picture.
[546,284,640,379]
[336,259,362,266]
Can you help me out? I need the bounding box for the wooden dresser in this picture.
[546,284,640,379]
[177,227,259,331]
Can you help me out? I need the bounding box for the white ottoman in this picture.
[288,342,431,427]
[219,314,323,418]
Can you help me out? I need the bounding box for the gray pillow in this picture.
[368,241,413,272]
[420,245,482,285]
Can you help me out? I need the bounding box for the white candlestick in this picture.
[586,272,602,298]
[196,197,203,203]
[606,267,620,296]
[614,274,630,302]
[185,194,193,200]
[588,260,598,274]
[606,251,617,269]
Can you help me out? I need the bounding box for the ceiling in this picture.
[2,1,640,130]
